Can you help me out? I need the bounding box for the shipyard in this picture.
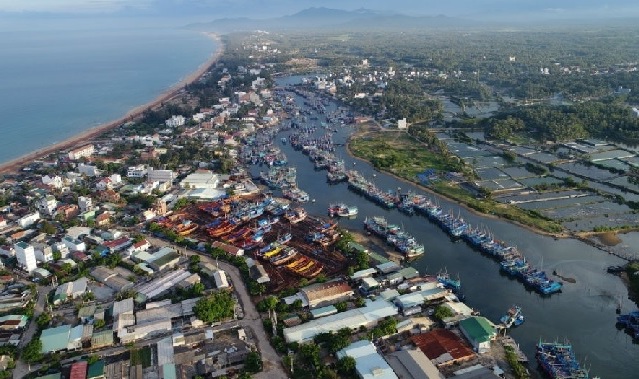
[1,11,639,379]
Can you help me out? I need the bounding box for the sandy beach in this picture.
[0,32,224,175]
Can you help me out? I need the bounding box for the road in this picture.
[13,285,52,379]
[145,236,289,379]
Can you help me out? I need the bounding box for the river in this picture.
[258,76,637,378]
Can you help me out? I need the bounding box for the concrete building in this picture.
[165,115,186,128]
[336,340,398,379]
[17,211,40,228]
[68,144,95,160]
[15,241,37,273]
[397,118,407,129]
[127,165,148,178]
[78,196,93,212]
[36,195,58,216]
[147,168,176,183]
[40,325,72,353]
[117,319,172,343]
[63,235,86,252]
[213,270,229,289]
[53,277,89,304]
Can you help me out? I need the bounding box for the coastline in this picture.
[0,32,224,175]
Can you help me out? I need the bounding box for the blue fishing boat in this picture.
[500,305,524,328]
[536,341,589,379]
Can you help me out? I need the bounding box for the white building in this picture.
[397,118,407,130]
[147,168,176,183]
[78,196,93,212]
[42,175,64,189]
[36,195,58,216]
[15,241,37,273]
[213,270,230,289]
[283,299,398,343]
[336,340,398,379]
[127,165,148,178]
[62,236,86,252]
[165,115,186,128]
[34,244,54,263]
[68,144,95,160]
[77,163,100,177]
[18,212,40,228]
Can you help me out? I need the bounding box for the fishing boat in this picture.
[536,341,589,379]
[328,203,358,217]
[437,270,461,292]
[500,305,524,328]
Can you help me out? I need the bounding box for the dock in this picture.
[500,335,528,363]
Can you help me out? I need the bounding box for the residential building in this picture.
[17,211,40,228]
[78,196,93,212]
[386,349,444,379]
[53,277,89,304]
[397,118,407,129]
[165,115,186,128]
[36,195,58,216]
[127,165,148,178]
[15,241,37,273]
[42,175,63,189]
[300,280,354,308]
[34,243,54,263]
[63,235,86,252]
[40,325,72,353]
[68,144,95,160]
[117,319,172,344]
[77,163,100,177]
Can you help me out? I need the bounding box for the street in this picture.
[144,236,289,378]
[13,284,51,379]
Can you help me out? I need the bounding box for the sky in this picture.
[1,0,638,20]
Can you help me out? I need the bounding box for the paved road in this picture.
[14,285,52,379]
[145,236,288,378]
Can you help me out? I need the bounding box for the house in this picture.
[56,204,80,220]
[127,165,147,178]
[459,316,497,353]
[53,277,89,304]
[94,212,111,227]
[42,175,64,189]
[211,241,244,257]
[147,168,176,183]
[40,325,72,353]
[63,235,86,252]
[77,163,100,177]
[165,115,186,128]
[78,196,93,212]
[97,189,121,203]
[95,178,113,191]
[17,211,40,228]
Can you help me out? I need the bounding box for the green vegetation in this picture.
[504,346,530,379]
[433,305,455,321]
[21,338,43,364]
[370,317,397,339]
[336,356,357,378]
[244,351,263,373]
[193,291,236,323]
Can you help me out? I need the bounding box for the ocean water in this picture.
[0,17,218,164]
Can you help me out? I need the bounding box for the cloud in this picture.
[0,0,152,13]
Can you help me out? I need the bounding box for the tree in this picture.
[191,282,205,296]
[21,339,42,363]
[433,305,455,321]
[334,301,348,312]
[94,319,106,329]
[244,351,262,373]
[336,356,356,377]
[40,221,57,235]
[36,312,51,328]
[193,291,235,323]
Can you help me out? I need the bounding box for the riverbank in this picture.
[0,32,224,175]
[345,122,572,239]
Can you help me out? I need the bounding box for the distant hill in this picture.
[185,7,480,32]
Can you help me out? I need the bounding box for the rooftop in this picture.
[41,324,71,353]
[411,329,475,366]
[336,340,398,379]
[459,316,496,343]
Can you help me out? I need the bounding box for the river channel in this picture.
[256,76,637,378]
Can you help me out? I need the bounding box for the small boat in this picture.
[500,305,524,328]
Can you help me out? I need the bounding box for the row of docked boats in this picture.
[536,341,589,379]
[347,170,399,208]
[364,216,425,258]
[400,193,563,296]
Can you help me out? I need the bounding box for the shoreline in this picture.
[0,32,224,175]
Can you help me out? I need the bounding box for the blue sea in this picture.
[0,17,218,164]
